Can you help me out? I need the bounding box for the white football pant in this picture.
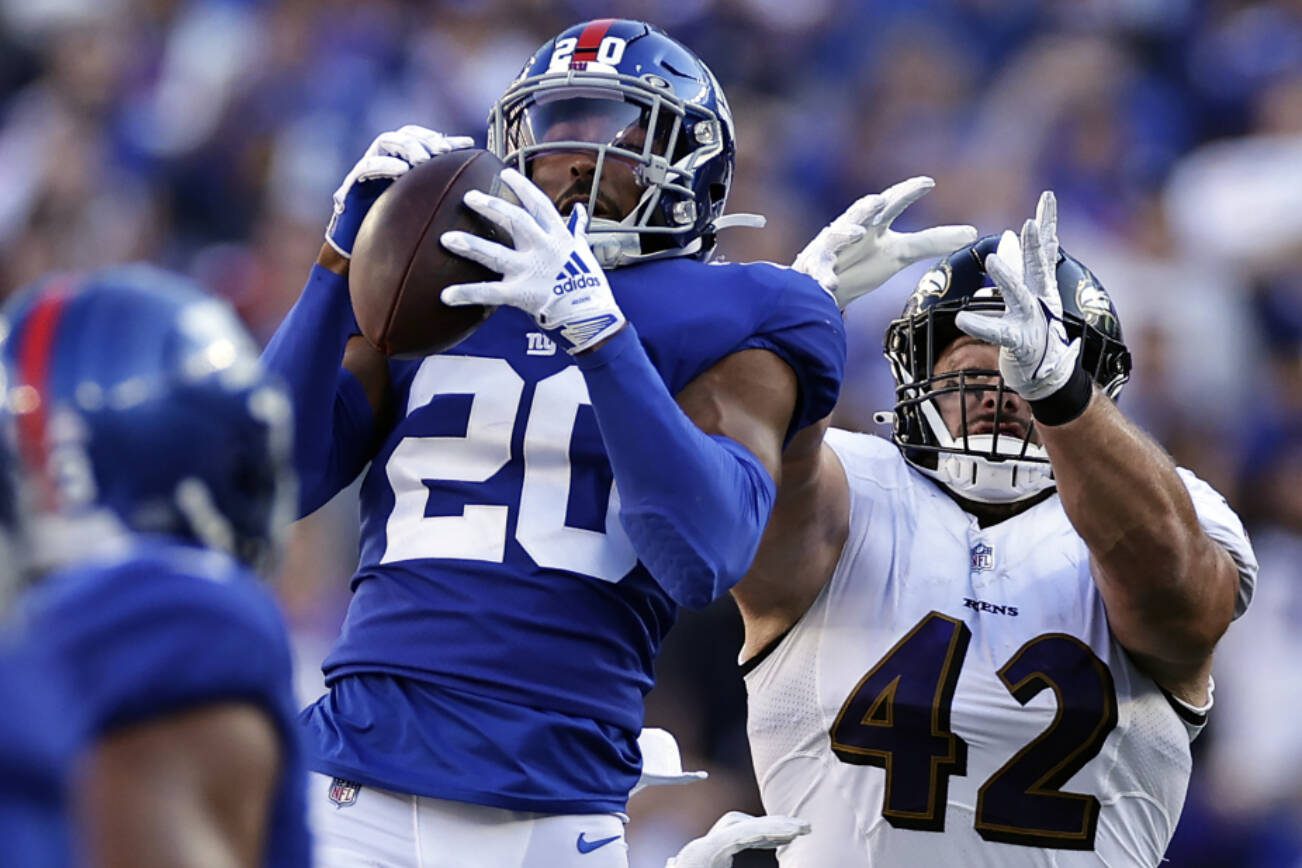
[309,772,629,868]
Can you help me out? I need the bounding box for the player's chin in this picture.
[968,422,1034,443]
[556,195,586,216]
[560,195,615,219]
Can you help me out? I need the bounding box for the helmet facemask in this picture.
[490,69,727,267]
[883,243,1131,505]
[887,299,1055,504]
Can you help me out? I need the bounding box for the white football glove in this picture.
[954,191,1082,402]
[441,168,626,354]
[793,176,977,309]
[665,812,810,868]
[325,125,475,257]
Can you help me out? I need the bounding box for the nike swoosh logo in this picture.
[576,833,621,854]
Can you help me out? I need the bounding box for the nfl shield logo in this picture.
[970,542,994,573]
[328,777,361,808]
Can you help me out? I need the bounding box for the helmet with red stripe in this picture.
[0,266,295,574]
[488,19,744,267]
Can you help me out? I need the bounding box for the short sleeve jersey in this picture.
[26,539,310,868]
[745,429,1257,867]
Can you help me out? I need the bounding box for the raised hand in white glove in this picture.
[793,176,976,309]
[954,191,1085,407]
[666,812,810,868]
[440,168,626,354]
[326,125,475,258]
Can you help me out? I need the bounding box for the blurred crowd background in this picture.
[0,0,1299,864]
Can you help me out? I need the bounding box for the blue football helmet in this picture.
[884,233,1131,503]
[1,265,295,574]
[488,19,748,267]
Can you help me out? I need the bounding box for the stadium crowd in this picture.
[0,0,1298,864]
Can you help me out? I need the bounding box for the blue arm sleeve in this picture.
[574,324,777,609]
[261,265,376,516]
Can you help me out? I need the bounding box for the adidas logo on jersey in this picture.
[962,597,1019,617]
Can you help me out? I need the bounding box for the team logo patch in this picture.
[328,777,361,808]
[969,541,994,573]
[1075,276,1118,333]
[904,262,952,314]
[526,332,557,356]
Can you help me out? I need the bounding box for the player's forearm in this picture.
[1039,392,1234,651]
[80,706,279,868]
[576,325,778,609]
[261,258,373,516]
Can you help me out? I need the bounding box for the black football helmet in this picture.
[884,233,1131,503]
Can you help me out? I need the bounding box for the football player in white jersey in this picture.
[735,193,1258,866]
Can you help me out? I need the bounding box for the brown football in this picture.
[349,148,512,358]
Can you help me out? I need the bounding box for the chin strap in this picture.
[587,230,692,268]
[587,213,768,269]
[926,448,1053,504]
[876,400,1056,505]
[712,213,766,231]
[175,477,238,558]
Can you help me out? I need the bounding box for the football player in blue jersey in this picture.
[0,411,77,868]
[265,18,971,867]
[3,267,310,867]
[0,636,76,868]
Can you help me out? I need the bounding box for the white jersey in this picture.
[744,429,1257,868]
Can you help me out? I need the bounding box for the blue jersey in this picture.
[24,539,310,868]
[0,635,75,867]
[301,258,844,812]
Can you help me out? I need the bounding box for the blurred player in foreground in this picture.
[3,267,309,867]
[0,409,75,867]
[737,195,1257,865]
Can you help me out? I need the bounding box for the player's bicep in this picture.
[675,348,798,482]
[343,334,391,417]
[77,702,281,868]
[1092,537,1238,704]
